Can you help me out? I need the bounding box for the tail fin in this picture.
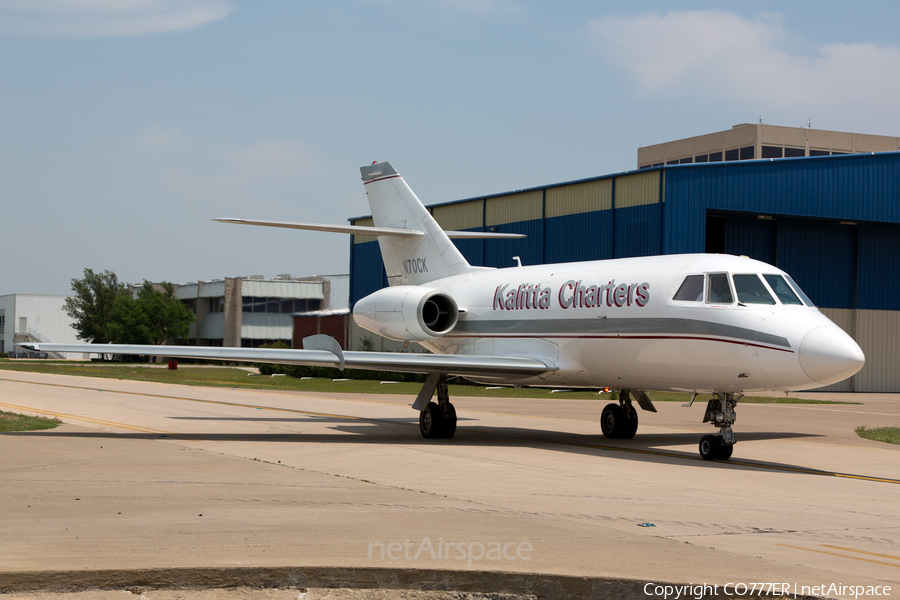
[361,162,480,286]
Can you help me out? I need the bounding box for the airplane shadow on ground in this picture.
[3,415,842,477]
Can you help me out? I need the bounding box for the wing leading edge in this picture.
[18,343,552,379]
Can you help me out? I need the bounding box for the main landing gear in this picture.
[600,389,650,439]
[698,392,741,461]
[600,399,638,439]
[416,374,457,439]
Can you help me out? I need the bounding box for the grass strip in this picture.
[0,361,858,404]
[855,425,900,445]
[0,410,61,432]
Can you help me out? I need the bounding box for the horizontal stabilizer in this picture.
[214,218,524,239]
[18,343,553,378]
[214,218,424,239]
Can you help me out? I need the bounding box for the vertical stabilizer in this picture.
[361,162,478,286]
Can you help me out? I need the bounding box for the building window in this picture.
[725,148,739,161]
[242,297,321,314]
[181,299,197,314]
[762,146,783,159]
[208,297,225,313]
[784,147,805,158]
[739,146,754,160]
[809,149,830,156]
[666,159,679,165]
[679,157,693,164]
[708,152,722,162]
[694,154,709,163]
[0,315,4,335]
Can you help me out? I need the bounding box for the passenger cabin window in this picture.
[763,274,802,305]
[673,275,704,301]
[733,274,776,305]
[707,274,733,304]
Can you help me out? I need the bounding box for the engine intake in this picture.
[353,286,459,342]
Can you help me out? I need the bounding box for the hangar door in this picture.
[706,214,855,310]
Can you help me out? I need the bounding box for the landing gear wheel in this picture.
[600,403,624,439]
[699,434,720,461]
[620,402,639,439]
[438,402,457,439]
[716,438,733,461]
[419,402,443,439]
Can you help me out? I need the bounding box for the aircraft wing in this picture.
[213,219,525,239]
[17,343,552,379]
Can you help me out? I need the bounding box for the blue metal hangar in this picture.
[348,146,900,392]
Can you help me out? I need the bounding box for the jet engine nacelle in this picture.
[353,286,459,342]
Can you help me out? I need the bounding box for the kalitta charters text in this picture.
[493,280,651,311]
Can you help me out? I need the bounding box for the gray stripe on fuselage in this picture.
[451,317,792,348]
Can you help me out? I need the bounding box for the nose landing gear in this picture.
[699,393,741,461]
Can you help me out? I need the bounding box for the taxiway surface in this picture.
[1,370,898,598]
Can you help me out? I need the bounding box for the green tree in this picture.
[108,281,194,345]
[63,268,131,343]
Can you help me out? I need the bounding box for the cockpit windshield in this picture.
[763,274,803,305]
[733,274,776,304]
[707,273,733,303]
[671,272,815,307]
[783,274,816,306]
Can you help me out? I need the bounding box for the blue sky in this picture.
[3,0,899,295]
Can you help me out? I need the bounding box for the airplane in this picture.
[21,161,866,461]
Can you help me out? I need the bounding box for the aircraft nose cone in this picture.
[799,325,865,386]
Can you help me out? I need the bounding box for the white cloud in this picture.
[0,0,233,37]
[590,10,900,118]
[362,0,515,15]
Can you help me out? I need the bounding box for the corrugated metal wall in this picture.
[855,309,900,392]
[819,308,900,392]
[484,190,544,268]
[432,200,485,266]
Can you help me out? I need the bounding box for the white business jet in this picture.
[22,161,866,461]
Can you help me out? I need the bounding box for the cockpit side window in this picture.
[763,274,802,305]
[784,274,816,307]
[706,273,733,304]
[733,274,776,305]
[673,275,704,301]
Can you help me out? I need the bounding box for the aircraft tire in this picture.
[420,402,443,439]
[600,403,623,439]
[620,403,639,439]
[716,437,733,460]
[438,402,457,439]
[699,434,720,461]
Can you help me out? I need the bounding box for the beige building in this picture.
[173,274,348,348]
[638,123,900,169]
